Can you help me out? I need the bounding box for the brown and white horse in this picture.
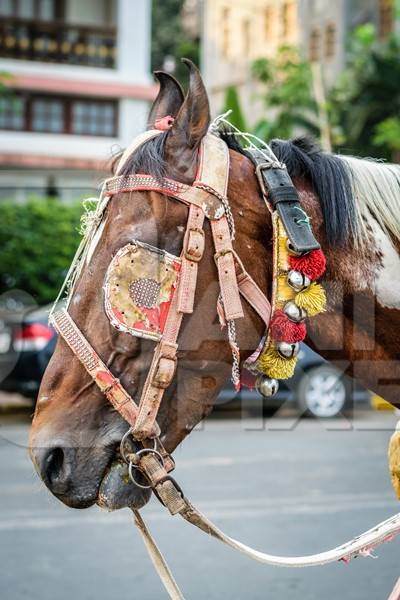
[29,61,400,511]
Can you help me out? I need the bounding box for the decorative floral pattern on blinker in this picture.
[258,214,327,380]
[104,241,181,342]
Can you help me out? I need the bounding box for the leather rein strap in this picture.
[50,132,400,599]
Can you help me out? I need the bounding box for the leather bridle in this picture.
[49,129,400,599]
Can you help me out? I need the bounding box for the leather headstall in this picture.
[50,130,271,463]
[249,149,320,254]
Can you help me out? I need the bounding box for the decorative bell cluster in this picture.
[257,225,327,383]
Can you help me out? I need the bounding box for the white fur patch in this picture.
[374,222,400,310]
[86,219,106,265]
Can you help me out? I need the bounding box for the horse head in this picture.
[29,60,270,510]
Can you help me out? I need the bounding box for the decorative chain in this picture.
[195,183,236,240]
[218,293,241,390]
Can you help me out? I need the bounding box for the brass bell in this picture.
[277,341,300,359]
[256,375,279,398]
[284,301,307,323]
[287,270,311,292]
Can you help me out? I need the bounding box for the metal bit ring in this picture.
[120,428,156,464]
[128,461,152,489]
[128,448,166,490]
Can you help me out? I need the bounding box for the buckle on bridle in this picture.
[184,227,205,263]
[152,354,177,389]
[214,248,234,263]
[255,161,286,196]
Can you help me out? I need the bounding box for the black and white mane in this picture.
[119,130,400,249]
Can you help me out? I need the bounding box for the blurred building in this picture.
[0,0,154,201]
[299,0,396,88]
[201,0,301,118]
[200,0,397,119]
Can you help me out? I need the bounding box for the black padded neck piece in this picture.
[248,149,320,254]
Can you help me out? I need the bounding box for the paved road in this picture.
[1,411,399,600]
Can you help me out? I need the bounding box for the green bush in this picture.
[0,198,83,305]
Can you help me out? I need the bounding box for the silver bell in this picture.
[287,270,311,292]
[284,301,307,323]
[256,376,279,398]
[277,341,300,359]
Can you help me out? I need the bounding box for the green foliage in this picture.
[330,25,400,158]
[0,198,83,305]
[223,87,248,132]
[151,0,199,84]
[374,117,400,152]
[0,71,13,97]
[251,46,319,140]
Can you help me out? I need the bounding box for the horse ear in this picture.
[166,59,211,152]
[147,72,185,129]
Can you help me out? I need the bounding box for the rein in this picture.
[50,130,400,599]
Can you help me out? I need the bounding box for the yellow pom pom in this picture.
[295,282,327,317]
[258,346,297,380]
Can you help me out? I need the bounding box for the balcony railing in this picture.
[0,18,116,69]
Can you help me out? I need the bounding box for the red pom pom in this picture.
[270,310,307,343]
[288,249,326,280]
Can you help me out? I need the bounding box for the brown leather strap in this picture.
[51,309,142,430]
[177,204,205,314]
[50,309,178,471]
[136,452,400,568]
[237,271,271,328]
[211,217,244,321]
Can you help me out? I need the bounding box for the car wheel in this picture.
[296,365,350,418]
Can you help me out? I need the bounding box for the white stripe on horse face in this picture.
[86,219,107,266]
[373,221,400,310]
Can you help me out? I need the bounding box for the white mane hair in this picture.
[339,155,400,245]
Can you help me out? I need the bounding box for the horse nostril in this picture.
[45,447,64,481]
[42,447,71,495]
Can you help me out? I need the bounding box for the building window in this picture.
[0,0,61,20]
[0,2,115,69]
[264,6,273,39]
[282,1,296,38]
[0,93,117,137]
[72,101,116,136]
[32,97,64,132]
[379,0,393,38]
[325,23,336,60]
[222,7,230,59]
[0,95,26,130]
[242,18,251,57]
[309,28,321,62]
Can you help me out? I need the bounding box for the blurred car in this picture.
[216,345,370,418]
[0,304,55,399]
[0,305,370,417]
